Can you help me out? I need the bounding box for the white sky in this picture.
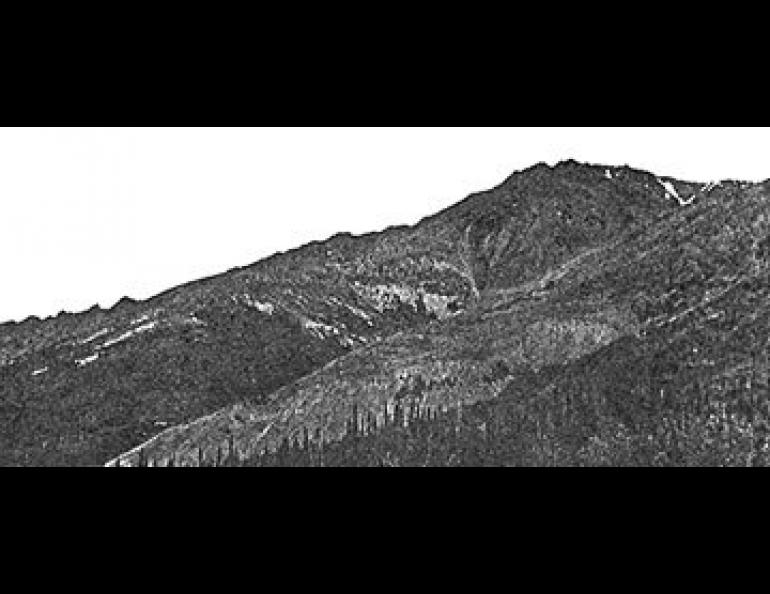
[1,126,768,323]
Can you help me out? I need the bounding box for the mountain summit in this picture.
[2,161,768,467]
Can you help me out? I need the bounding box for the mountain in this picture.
[2,161,768,467]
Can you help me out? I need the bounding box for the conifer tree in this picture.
[317,427,325,468]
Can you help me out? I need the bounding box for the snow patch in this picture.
[80,328,110,344]
[32,367,48,377]
[659,179,697,207]
[76,354,99,367]
[345,304,373,323]
[303,319,340,340]
[131,310,162,326]
[101,322,157,348]
[188,315,206,326]
[240,294,275,315]
[133,322,156,334]
[659,179,680,201]
[604,169,613,180]
[252,301,275,315]
[102,331,134,348]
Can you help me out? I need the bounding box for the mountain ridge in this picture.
[2,160,767,467]
[0,159,754,327]
[109,165,768,464]
[111,172,770,467]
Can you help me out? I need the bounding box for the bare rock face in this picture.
[3,161,769,467]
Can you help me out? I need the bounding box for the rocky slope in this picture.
[2,160,765,466]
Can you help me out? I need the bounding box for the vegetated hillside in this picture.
[224,181,770,467]
[0,222,475,465]
[3,160,764,467]
[97,162,770,468]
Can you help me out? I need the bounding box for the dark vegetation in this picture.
[0,306,356,466]
[134,316,770,468]
[199,344,769,468]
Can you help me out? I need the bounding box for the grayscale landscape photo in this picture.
[2,126,769,467]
